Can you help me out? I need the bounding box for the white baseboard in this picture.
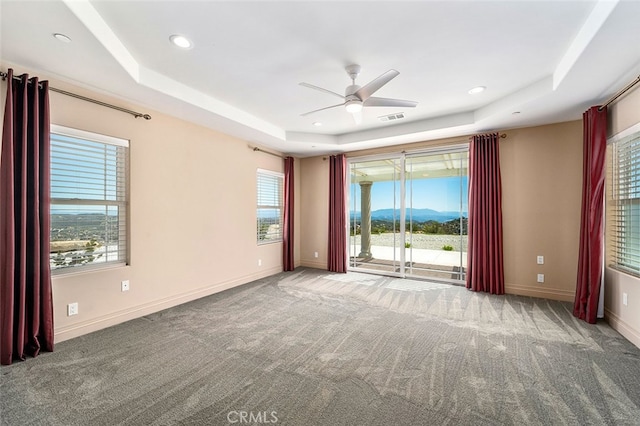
[54,266,281,343]
[605,308,640,350]
[299,260,327,270]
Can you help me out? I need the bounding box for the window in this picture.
[607,126,640,277]
[257,169,283,244]
[50,125,129,272]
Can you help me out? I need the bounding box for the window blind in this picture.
[257,169,283,243]
[50,126,129,271]
[607,129,640,277]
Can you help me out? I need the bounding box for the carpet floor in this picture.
[2,268,640,425]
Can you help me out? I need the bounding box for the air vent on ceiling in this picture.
[378,112,405,122]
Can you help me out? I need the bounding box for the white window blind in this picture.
[257,169,283,244]
[50,125,129,272]
[607,127,640,277]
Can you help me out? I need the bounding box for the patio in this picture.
[350,243,467,281]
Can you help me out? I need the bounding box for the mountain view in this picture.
[351,208,467,223]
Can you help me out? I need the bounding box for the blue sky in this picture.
[351,176,468,212]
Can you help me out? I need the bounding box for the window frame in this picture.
[256,168,284,245]
[606,122,640,278]
[50,124,130,274]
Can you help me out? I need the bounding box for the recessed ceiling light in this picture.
[313,122,322,126]
[170,34,192,49]
[468,86,486,94]
[53,33,71,43]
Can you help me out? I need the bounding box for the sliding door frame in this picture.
[404,145,469,283]
[347,152,406,277]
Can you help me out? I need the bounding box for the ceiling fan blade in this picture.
[352,111,362,125]
[364,97,418,108]
[300,102,345,117]
[354,69,400,101]
[299,82,345,100]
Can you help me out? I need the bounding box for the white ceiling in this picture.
[1,0,639,157]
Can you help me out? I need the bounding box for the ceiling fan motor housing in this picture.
[345,84,361,97]
[345,83,363,113]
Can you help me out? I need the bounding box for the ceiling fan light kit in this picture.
[300,64,418,119]
[345,99,363,113]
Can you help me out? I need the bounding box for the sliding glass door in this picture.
[348,147,468,283]
[404,150,468,281]
[349,157,403,275]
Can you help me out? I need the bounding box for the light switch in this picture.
[537,256,544,265]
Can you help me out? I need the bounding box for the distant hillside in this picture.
[352,208,467,223]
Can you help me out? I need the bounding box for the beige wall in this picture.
[605,83,640,348]
[500,121,582,301]
[299,121,584,302]
[1,64,299,342]
[299,156,330,269]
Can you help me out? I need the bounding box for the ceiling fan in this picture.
[299,64,418,123]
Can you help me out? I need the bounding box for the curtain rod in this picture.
[250,145,286,159]
[599,74,640,111]
[0,70,152,120]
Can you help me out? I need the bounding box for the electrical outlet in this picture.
[537,255,544,265]
[67,302,78,316]
[537,274,545,283]
[121,280,130,292]
[623,293,628,306]
[258,259,262,266]
[314,251,318,258]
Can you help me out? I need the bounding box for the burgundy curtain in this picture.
[283,156,295,271]
[574,106,607,324]
[328,154,347,273]
[1,69,54,365]
[466,132,505,294]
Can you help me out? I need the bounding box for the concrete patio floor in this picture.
[349,244,467,281]
[350,244,466,267]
